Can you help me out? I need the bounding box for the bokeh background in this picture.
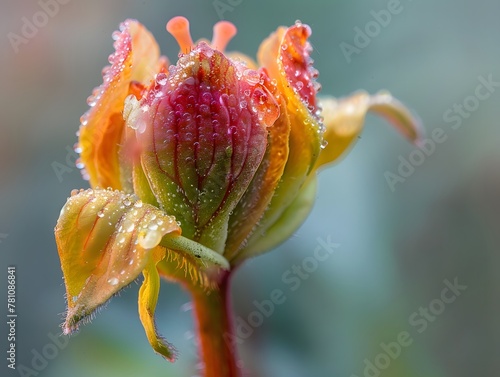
[1,0,499,376]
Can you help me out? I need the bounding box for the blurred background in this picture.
[1,0,499,376]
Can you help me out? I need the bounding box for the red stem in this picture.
[190,270,241,377]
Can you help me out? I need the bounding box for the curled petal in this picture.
[55,188,180,335]
[315,92,423,169]
[129,43,279,251]
[78,20,164,189]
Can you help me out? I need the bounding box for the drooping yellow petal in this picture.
[138,247,177,361]
[55,188,180,335]
[78,19,164,189]
[315,91,423,169]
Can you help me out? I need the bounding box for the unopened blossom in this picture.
[55,16,421,366]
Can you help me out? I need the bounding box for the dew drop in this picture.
[136,120,147,134]
[139,230,162,249]
[107,277,119,286]
[243,69,260,86]
[156,73,168,86]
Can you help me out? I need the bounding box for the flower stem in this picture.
[190,270,240,377]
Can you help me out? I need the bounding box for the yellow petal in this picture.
[225,51,258,70]
[138,247,177,361]
[78,20,163,189]
[315,91,423,169]
[55,188,180,334]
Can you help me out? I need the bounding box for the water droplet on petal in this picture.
[107,277,119,286]
[139,230,162,249]
[156,73,168,86]
[243,69,260,86]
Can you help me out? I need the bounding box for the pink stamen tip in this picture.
[166,16,194,53]
[211,21,237,52]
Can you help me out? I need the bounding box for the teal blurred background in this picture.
[1,0,499,376]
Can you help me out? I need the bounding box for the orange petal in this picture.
[315,92,423,169]
[78,20,164,189]
[55,188,180,334]
[244,23,323,253]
